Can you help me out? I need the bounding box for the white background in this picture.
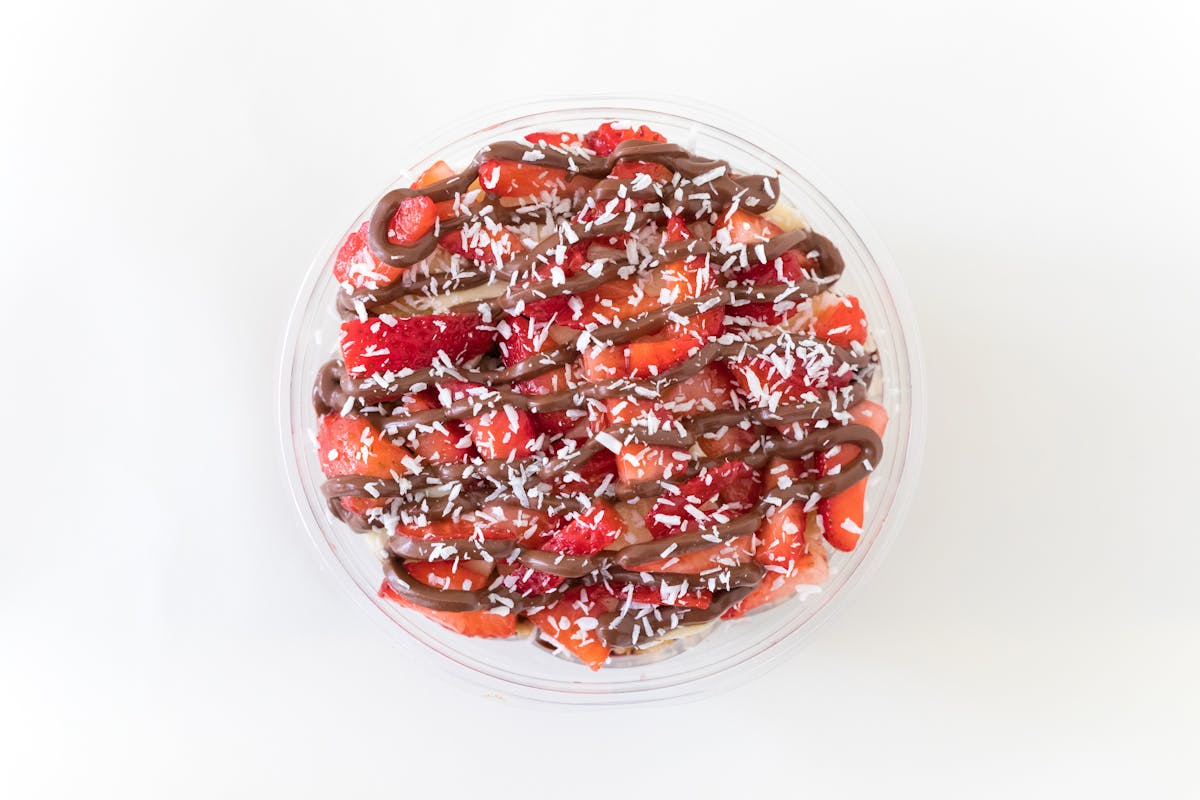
[2,1,1198,797]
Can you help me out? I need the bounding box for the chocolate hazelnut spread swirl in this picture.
[315,128,884,659]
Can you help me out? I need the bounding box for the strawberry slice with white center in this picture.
[339,313,495,375]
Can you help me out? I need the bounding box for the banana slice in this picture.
[763,201,809,233]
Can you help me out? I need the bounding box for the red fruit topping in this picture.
[543,501,626,556]
[405,561,490,592]
[618,585,713,610]
[439,225,525,265]
[818,400,888,551]
[339,313,494,374]
[332,221,402,290]
[718,208,784,245]
[387,195,436,246]
[527,585,615,670]
[629,534,756,573]
[317,413,409,480]
[583,122,667,156]
[466,405,538,460]
[812,294,868,348]
[627,335,701,378]
[396,391,474,463]
[379,581,516,639]
[478,159,572,199]
[755,459,810,569]
[645,460,761,539]
[524,131,581,147]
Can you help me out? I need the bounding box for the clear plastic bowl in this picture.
[279,96,926,705]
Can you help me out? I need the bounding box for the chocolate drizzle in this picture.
[315,128,885,662]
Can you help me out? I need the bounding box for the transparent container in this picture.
[278,96,926,705]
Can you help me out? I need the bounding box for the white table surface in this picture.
[3,1,1197,797]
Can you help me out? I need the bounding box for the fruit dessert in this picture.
[312,121,886,670]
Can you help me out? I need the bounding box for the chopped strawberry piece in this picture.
[504,564,565,596]
[524,131,581,147]
[466,405,538,460]
[812,294,868,348]
[819,401,888,551]
[628,534,756,573]
[552,448,619,493]
[608,160,672,183]
[645,460,760,539]
[583,122,667,156]
[734,250,819,325]
[477,503,562,545]
[396,391,474,463]
[379,581,516,638]
[580,345,628,382]
[718,208,784,245]
[395,517,482,541]
[317,413,409,480]
[439,225,525,265]
[627,335,701,378]
[387,195,436,246]
[616,443,688,484]
[405,560,492,592]
[332,221,402,290]
[721,541,829,619]
[409,160,461,220]
[755,459,809,569]
[659,362,757,455]
[411,160,456,188]
[317,412,411,515]
[527,585,615,670]
[543,501,626,556]
[562,278,658,329]
[340,313,495,374]
[728,348,853,408]
[619,585,713,610]
[603,396,673,426]
[477,159,594,201]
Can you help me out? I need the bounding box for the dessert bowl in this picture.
[279,97,925,705]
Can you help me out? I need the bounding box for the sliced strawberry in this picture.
[721,541,828,620]
[552,448,619,493]
[659,364,757,458]
[524,131,582,147]
[503,564,565,596]
[466,405,538,460]
[734,250,819,325]
[501,318,576,434]
[819,401,888,551]
[397,391,474,463]
[477,503,562,545]
[812,293,868,348]
[644,460,760,539]
[527,585,615,670]
[563,278,658,329]
[627,335,701,378]
[583,122,667,156]
[410,160,460,220]
[580,345,628,382]
[628,534,756,573]
[603,396,673,426]
[317,413,410,480]
[387,195,436,246]
[439,225,525,266]
[395,517,481,541]
[619,585,713,610]
[718,207,784,245]
[544,501,626,556]
[755,459,809,569]
[332,221,403,290]
[405,560,492,592]
[477,159,593,201]
[608,160,672,183]
[412,160,456,188]
[616,443,688,484]
[340,313,494,375]
[378,581,516,638]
